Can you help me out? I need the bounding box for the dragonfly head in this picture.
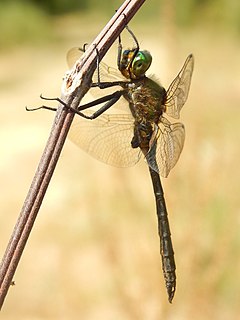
[120,49,152,80]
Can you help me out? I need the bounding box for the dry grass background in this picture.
[0,12,240,320]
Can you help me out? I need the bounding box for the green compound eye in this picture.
[132,50,152,78]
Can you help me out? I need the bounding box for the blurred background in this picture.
[0,0,240,319]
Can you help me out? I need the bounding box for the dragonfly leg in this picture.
[90,43,127,89]
[117,15,139,68]
[81,43,88,52]
[26,94,68,112]
[75,90,124,119]
[91,36,127,90]
[40,94,69,108]
[91,80,127,89]
[117,13,128,69]
[125,25,139,50]
[93,44,101,85]
[117,30,123,70]
[26,105,57,112]
[59,90,124,120]
[125,26,139,75]
[78,90,124,111]
[26,90,124,118]
[93,43,124,89]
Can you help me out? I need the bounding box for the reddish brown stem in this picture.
[0,0,146,309]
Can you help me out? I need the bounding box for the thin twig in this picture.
[0,0,146,309]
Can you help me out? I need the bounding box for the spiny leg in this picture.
[117,20,140,74]
[117,30,123,69]
[125,25,140,73]
[125,25,139,50]
[90,44,129,90]
[26,94,68,112]
[26,90,124,120]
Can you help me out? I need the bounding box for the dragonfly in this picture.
[30,26,194,303]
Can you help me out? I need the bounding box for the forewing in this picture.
[69,111,141,168]
[94,61,126,83]
[67,47,125,81]
[67,47,128,111]
[165,54,194,119]
[67,47,84,69]
[147,117,185,177]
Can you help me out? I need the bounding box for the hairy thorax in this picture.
[122,77,167,152]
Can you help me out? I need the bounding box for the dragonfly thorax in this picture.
[120,49,152,80]
[124,76,166,124]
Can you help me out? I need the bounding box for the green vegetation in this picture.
[0,1,51,47]
[1,0,240,49]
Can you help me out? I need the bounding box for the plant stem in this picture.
[0,0,146,309]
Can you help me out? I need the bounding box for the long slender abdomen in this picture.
[148,163,176,303]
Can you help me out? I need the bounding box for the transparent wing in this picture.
[67,47,128,111]
[95,61,126,83]
[147,117,185,177]
[69,110,141,168]
[165,54,194,119]
[67,47,84,69]
[67,47,125,82]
